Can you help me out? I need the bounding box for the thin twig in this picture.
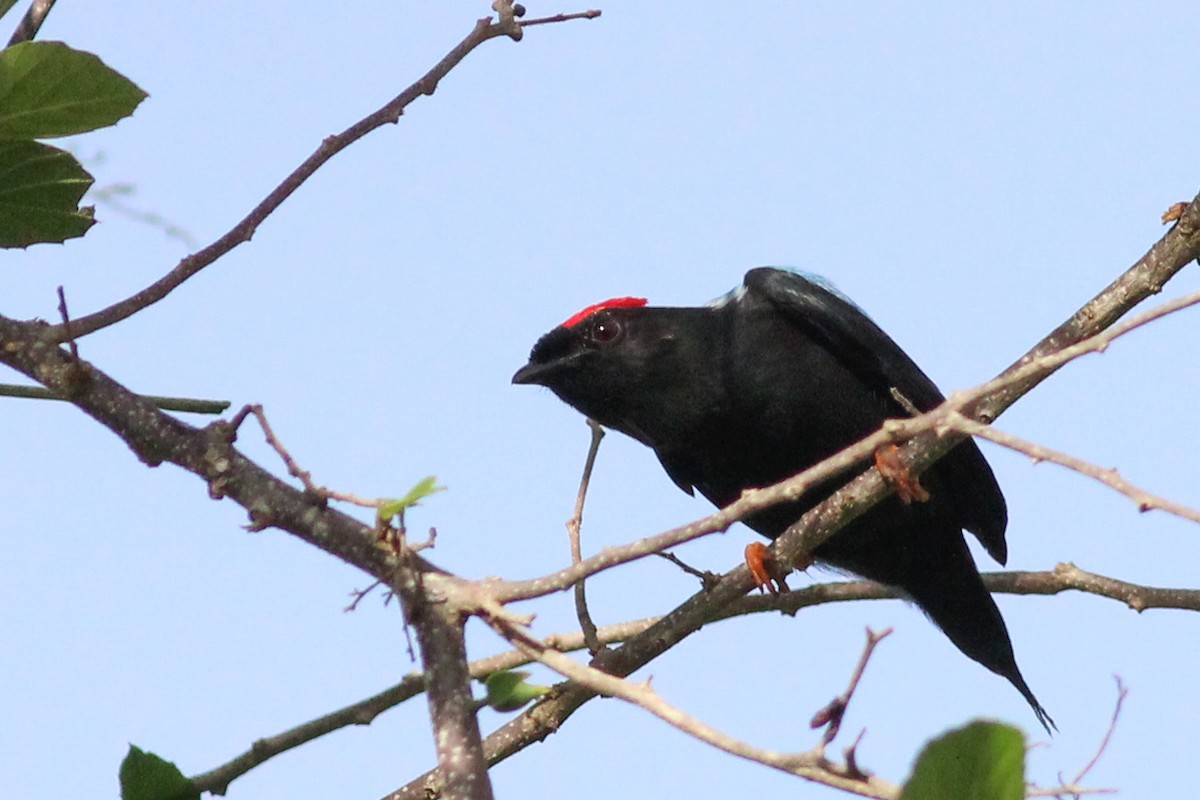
[240,403,380,507]
[89,183,199,248]
[812,627,893,748]
[566,419,605,653]
[483,614,899,799]
[945,414,1200,525]
[657,551,722,590]
[7,0,56,45]
[241,405,321,494]
[0,383,230,414]
[518,9,601,26]
[1027,683,1125,800]
[191,566,1186,797]
[1072,677,1128,787]
[1026,786,1116,799]
[41,10,596,343]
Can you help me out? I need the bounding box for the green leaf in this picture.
[0,41,148,138]
[483,670,551,712]
[900,721,1025,800]
[377,476,446,523]
[118,745,199,800]
[0,0,20,23]
[0,138,94,247]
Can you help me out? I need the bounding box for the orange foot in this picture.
[874,443,930,504]
[745,542,793,595]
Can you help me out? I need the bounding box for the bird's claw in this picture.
[874,443,930,504]
[745,542,791,594]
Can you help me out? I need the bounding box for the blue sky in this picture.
[3,2,1199,798]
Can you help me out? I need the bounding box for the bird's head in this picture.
[512,296,720,446]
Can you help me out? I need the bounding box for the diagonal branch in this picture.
[192,563,1197,796]
[483,614,900,799]
[41,8,600,343]
[6,0,56,46]
[944,413,1200,525]
[387,562,1200,799]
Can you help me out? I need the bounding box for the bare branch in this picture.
[482,614,900,799]
[519,9,601,26]
[657,550,722,590]
[1026,678,1126,798]
[42,9,597,342]
[235,403,382,508]
[0,382,230,414]
[392,558,494,800]
[189,614,656,795]
[988,563,1200,612]
[389,562,1200,799]
[945,413,1200,525]
[811,628,893,748]
[566,419,606,653]
[1072,677,1128,787]
[194,562,1191,796]
[6,0,56,46]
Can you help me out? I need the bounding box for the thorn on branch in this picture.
[243,509,275,532]
[56,286,79,362]
[841,729,870,781]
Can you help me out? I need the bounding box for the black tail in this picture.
[815,509,1055,734]
[899,535,1056,735]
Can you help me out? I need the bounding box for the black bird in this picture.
[513,267,1052,732]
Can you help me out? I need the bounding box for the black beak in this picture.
[512,362,549,385]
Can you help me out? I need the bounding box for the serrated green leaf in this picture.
[377,476,446,522]
[0,41,148,138]
[483,670,551,712]
[118,745,199,800]
[900,721,1025,800]
[0,138,94,247]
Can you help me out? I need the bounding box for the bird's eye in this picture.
[590,317,622,345]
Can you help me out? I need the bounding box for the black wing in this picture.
[744,267,1009,562]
